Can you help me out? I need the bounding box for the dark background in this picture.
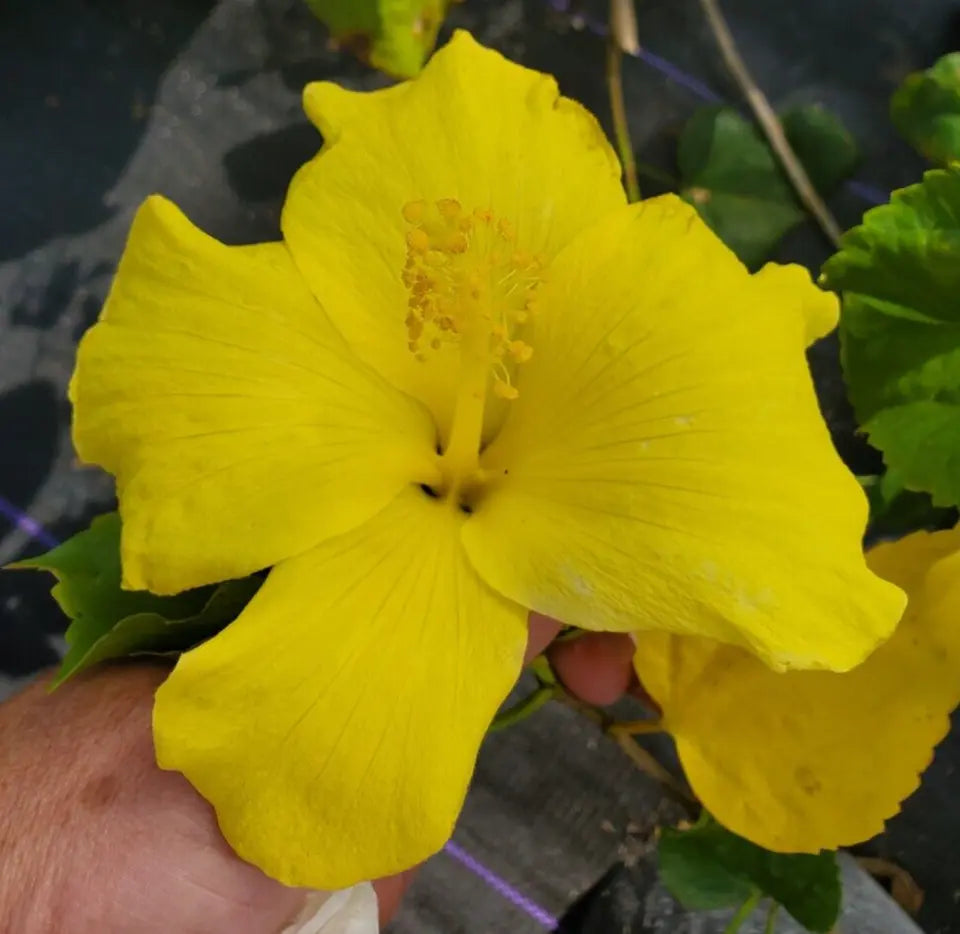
[1,1,958,931]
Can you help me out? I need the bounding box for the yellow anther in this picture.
[508,340,533,363]
[405,313,423,342]
[399,197,544,405]
[406,228,430,253]
[402,200,426,223]
[437,198,462,221]
[448,231,469,254]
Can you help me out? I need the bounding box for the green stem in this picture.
[724,892,762,934]
[605,27,640,202]
[528,653,558,686]
[608,718,665,735]
[635,161,679,188]
[764,902,780,934]
[489,684,556,731]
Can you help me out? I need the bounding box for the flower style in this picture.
[71,32,904,888]
[634,526,960,854]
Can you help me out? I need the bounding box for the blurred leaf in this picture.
[10,513,260,686]
[659,815,841,932]
[891,53,960,165]
[304,0,456,78]
[821,167,960,506]
[861,470,956,539]
[781,106,860,193]
[678,106,859,267]
[679,108,800,267]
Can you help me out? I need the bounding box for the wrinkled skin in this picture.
[0,618,633,933]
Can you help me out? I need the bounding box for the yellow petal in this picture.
[754,262,839,345]
[635,527,960,852]
[154,487,528,888]
[282,30,626,438]
[71,197,438,594]
[463,196,903,671]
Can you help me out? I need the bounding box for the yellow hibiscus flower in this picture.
[70,32,904,888]
[635,526,960,855]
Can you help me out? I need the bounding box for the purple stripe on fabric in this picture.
[444,841,560,930]
[635,47,725,103]
[0,495,59,549]
[843,178,888,206]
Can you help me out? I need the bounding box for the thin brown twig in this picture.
[611,0,640,56]
[554,690,696,809]
[857,857,924,915]
[609,729,695,806]
[697,0,843,246]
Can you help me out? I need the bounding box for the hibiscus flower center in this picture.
[400,198,544,495]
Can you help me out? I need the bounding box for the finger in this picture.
[548,632,635,706]
[524,612,562,663]
[373,867,419,924]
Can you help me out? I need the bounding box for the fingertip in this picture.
[374,867,418,924]
[548,632,635,706]
[525,613,562,663]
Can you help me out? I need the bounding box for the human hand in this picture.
[0,621,633,933]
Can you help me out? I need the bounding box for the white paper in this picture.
[280,882,380,934]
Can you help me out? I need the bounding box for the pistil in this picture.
[440,325,490,491]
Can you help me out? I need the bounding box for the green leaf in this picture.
[780,106,861,194]
[891,53,960,165]
[678,106,859,267]
[679,108,801,268]
[303,0,455,78]
[861,470,956,537]
[659,815,841,932]
[821,166,960,506]
[659,820,756,911]
[9,513,260,686]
